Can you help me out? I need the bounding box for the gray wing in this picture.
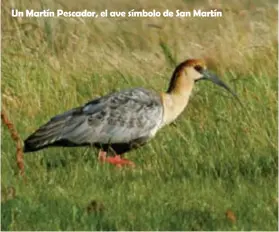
[61,87,164,145]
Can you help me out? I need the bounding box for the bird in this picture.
[24,59,240,168]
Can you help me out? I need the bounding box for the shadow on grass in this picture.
[39,148,97,171]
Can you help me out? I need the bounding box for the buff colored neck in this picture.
[161,71,194,126]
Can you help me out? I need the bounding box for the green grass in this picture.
[2,0,278,230]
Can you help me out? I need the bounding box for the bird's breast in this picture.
[160,92,190,126]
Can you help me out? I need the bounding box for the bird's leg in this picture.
[104,155,135,168]
[98,148,135,168]
[98,150,107,162]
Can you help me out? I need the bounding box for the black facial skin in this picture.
[194,65,242,105]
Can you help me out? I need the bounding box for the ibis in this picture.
[24,59,239,167]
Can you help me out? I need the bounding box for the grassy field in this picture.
[2,0,278,230]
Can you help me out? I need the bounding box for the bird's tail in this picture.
[24,107,84,153]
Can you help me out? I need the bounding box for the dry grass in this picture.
[1,110,24,176]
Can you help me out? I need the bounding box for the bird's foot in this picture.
[98,151,135,168]
[105,155,135,168]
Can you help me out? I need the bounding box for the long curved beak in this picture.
[202,70,242,105]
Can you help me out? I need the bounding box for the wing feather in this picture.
[66,87,163,144]
[24,88,163,152]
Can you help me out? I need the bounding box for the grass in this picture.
[2,0,278,230]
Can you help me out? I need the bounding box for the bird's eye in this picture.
[194,65,203,73]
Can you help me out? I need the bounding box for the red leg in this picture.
[104,155,135,168]
[98,150,107,162]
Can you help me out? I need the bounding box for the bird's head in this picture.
[167,59,240,101]
[178,59,207,82]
